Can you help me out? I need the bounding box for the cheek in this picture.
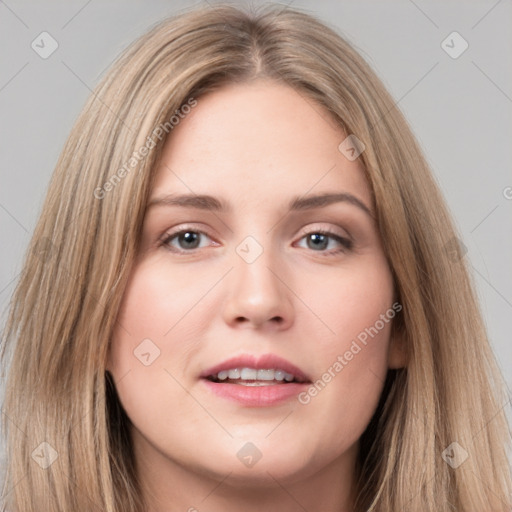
[107,260,221,428]
[306,253,394,357]
[111,259,215,355]
[107,247,396,461]
[292,255,395,438]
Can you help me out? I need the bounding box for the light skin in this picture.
[107,79,406,512]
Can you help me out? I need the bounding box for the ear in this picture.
[387,326,407,369]
[105,342,112,373]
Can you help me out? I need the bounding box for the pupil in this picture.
[180,232,199,249]
[308,233,327,250]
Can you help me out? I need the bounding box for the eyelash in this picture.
[159,226,353,256]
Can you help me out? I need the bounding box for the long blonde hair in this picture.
[1,3,510,511]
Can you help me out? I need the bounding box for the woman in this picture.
[1,3,511,511]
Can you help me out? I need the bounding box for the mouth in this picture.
[205,367,306,385]
[200,354,311,407]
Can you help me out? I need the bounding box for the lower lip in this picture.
[201,379,309,407]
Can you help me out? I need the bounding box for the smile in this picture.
[207,367,297,384]
[201,354,312,406]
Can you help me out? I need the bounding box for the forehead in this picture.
[151,80,371,210]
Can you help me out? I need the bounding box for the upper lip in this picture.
[200,353,311,383]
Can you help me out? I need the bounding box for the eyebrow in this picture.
[147,192,373,218]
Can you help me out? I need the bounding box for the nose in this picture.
[222,248,294,331]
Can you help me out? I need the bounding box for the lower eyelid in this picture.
[160,229,212,249]
[296,232,352,250]
[160,228,352,253]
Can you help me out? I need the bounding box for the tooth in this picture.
[228,369,240,379]
[257,369,275,381]
[213,367,297,382]
[240,368,258,380]
[239,381,273,386]
[274,370,285,381]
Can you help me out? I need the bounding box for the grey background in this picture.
[0,0,511,466]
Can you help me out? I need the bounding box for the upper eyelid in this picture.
[161,225,351,247]
[162,223,349,237]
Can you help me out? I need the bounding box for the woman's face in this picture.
[108,80,404,499]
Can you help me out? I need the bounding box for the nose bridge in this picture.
[235,236,280,294]
[222,232,294,329]
[234,233,284,302]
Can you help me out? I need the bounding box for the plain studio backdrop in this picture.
[0,0,511,475]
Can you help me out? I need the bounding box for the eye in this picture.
[160,228,215,253]
[159,227,353,256]
[295,229,353,255]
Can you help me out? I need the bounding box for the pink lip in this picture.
[201,380,309,407]
[199,353,311,407]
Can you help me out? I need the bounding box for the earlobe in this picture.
[105,344,112,373]
[387,328,408,369]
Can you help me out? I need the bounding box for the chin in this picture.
[193,437,319,487]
